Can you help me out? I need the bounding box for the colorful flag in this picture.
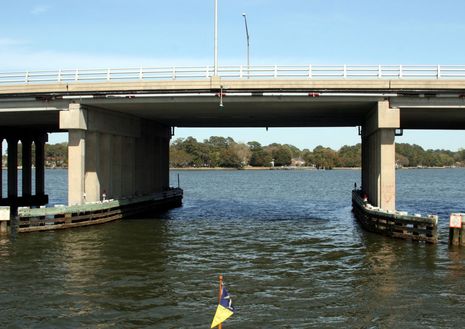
[211,286,235,328]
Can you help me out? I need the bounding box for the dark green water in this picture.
[1,169,465,328]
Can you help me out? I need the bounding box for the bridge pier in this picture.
[361,101,400,211]
[0,131,49,215]
[60,104,171,206]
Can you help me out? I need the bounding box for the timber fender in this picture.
[352,190,438,244]
[12,188,183,233]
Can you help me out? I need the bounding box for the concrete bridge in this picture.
[1,64,465,217]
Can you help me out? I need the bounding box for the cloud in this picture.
[31,5,50,15]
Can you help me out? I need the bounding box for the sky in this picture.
[2,0,465,150]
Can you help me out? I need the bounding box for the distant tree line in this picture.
[170,137,465,169]
[2,139,464,170]
[1,142,68,168]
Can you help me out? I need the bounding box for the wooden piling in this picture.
[0,221,7,234]
[450,228,461,246]
[460,216,465,246]
[449,213,463,246]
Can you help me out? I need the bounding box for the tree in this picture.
[249,148,272,167]
[271,146,292,166]
[219,148,242,168]
[337,144,361,167]
[170,148,193,167]
[312,146,339,169]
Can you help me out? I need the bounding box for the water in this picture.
[1,168,465,328]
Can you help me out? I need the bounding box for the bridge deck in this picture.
[1,79,465,129]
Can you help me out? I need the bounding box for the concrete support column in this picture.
[21,138,32,198]
[135,135,145,196]
[152,137,159,192]
[362,101,400,211]
[0,139,3,199]
[34,133,47,197]
[127,136,136,197]
[121,136,134,198]
[84,131,100,202]
[99,133,112,200]
[162,136,170,190]
[68,130,86,205]
[112,135,123,199]
[361,133,369,195]
[60,104,171,204]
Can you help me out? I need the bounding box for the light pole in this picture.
[214,0,218,76]
[242,13,250,78]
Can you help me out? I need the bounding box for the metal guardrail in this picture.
[1,65,465,85]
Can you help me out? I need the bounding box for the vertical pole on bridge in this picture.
[214,0,218,76]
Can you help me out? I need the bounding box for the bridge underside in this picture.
[2,79,465,211]
[2,97,465,129]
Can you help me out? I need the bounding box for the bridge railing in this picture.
[1,65,465,84]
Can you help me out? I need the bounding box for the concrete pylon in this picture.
[34,133,48,197]
[60,104,172,205]
[0,139,3,199]
[21,137,32,198]
[361,101,400,211]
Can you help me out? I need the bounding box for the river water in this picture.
[1,168,465,328]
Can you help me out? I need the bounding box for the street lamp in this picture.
[214,0,219,76]
[242,13,250,78]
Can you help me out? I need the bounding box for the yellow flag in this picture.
[211,284,235,328]
[211,304,234,328]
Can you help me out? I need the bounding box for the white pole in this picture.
[242,13,250,78]
[214,0,218,76]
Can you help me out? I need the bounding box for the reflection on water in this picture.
[1,169,465,328]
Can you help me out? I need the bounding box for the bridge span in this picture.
[1,65,465,232]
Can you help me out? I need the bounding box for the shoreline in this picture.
[170,166,463,171]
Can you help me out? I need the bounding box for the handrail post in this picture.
[25,71,29,84]
[75,69,79,82]
[57,69,62,83]
[172,67,176,80]
[239,65,243,79]
[206,66,210,78]
[343,64,347,79]
[437,65,441,79]
[106,68,111,81]
[139,67,143,80]
[308,64,312,79]
[274,65,278,79]
[399,65,403,79]
[378,65,382,79]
